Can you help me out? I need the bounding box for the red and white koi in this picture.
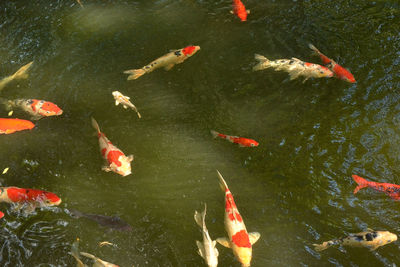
[112,91,141,118]
[253,54,333,83]
[4,99,63,120]
[211,130,258,147]
[231,0,249,22]
[0,61,33,91]
[194,203,219,267]
[309,44,356,83]
[124,46,200,80]
[91,118,133,176]
[216,171,260,267]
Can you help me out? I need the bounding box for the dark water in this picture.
[0,0,399,266]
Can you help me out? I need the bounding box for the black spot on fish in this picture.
[27,99,34,105]
[365,233,374,241]
[26,190,30,194]
[355,235,364,241]
[289,60,294,65]
[174,50,181,56]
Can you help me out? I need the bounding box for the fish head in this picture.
[112,91,122,99]
[232,244,252,267]
[182,46,200,57]
[317,66,334,78]
[38,101,63,117]
[380,231,397,245]
[41,191,62,206]
[114,155,133,176]
[248,140,259,147]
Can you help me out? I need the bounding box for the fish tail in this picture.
[80,252,98,260]
[308,43,321,55]
[217,170,229,192]
[352,175,370,194]
[123,68,146,80]
[136,110,142,119]
[253,54,270,71]
[11,61,34,80]
[210,130,219,138]
[91,117,101,134]
[194,203,206,228]
[313,241,334,251]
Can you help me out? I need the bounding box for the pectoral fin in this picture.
[247,10,250,14]
[115,100,119,106]
[196,240,205,258]
[216,237,231,248]
[102,166,112,172]
[164,64,175,71]
[249,232,261,245]
[367,228,374,232]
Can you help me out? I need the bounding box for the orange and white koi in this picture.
[112,91,141,118]
[0,186,61,216]
[91,118,133,176]
[0,118,35,134]
[216,171,260,267]
[309,44,356,83]
[211,130,258,147]
[0,61,33,91]
[124,46,200,80]
[253,54,334,83]
[231,0,249,22]
[313,229,397,251]
[194,204,219,267]
[4,99,63,120]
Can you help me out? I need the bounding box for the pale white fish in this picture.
[112,91,141,118]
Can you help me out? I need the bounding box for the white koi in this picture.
[112,91,141,118]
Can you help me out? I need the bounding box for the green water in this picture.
[0,0,400,266]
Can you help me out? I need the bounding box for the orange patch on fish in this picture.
[107,150,124,167]
[182,46,197,56]
[231,230,251,248]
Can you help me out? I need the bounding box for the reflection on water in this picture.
[0,0,400,266]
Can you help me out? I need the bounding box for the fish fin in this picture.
[213,241,219,256]
[2,167,9,174]
[124,68,146,80]
[164,64,175,71]
[196,240,205,258]
[194,204,206,228]
[230,10,234,14]
[216,170,229,192]
[115,100,119,106]
[127,155,134,162]
[289,71,301,80]
[136,111,142,119]
[11,61,34,80]
[302,77,309,83]
[367,228,374,232]
[253,54,270,71]
[123,105,128,109]
[24,203,37,214]
[247,10,250,14]
[210,130,219,139]
[313,241,334,251]
[308,43,320,55]
[80,252,97,261]
[352,175,370,194]
[102,166,112,172]
[216,237,231,248]
[249,232,261,245]
[91,117,101,133]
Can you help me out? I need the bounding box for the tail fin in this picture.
[217,170,229,192]
[313,241,332,251]
[91,117,101,133]
[194,203,206,228]
[80,252,98,261]
[253,54,270,71]
[308,43,320,55]
[210,130,219,138]
[11,61,34,80]
[123,69,146,80]
[352,175,370,194]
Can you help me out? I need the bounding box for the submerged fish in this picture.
[3,99,63,120]
[80,252,120,267]
[313,229,397,251]
[91,117,133,176]
[231,0,249,21]
[0,118,35,134]
[352,174,400,200]
[123,46,200,80]
[216,171,260,267]
[194,204,219,267]
[0,62,33,91]
[253,54,333,83]
[112,91,141,118]
[211,130,258,147]
[71,238,87,267]
[309,44,356,83]
[70,209,132,232]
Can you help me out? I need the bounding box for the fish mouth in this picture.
[57,110,63,115]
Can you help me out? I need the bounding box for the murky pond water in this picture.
[0,0,400,266]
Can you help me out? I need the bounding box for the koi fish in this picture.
[0,186,61,215]
[313,229,397,251]
[91,118,133,176]
[231,0,249,21]
[3,99,63,120]
[0,61,33,91]
[216,171,260,267]
[0,211,4,219]
[69,209,132,232]
[253,54,334,83]
[211,130,258,147]
[352,174,400,200]
[194,204,219,267]
[0,118,35,134]
[112,91,141,118]
[123,45,200,80]
[309,44,356,83]
[71,238,86,267]
[80,252,120,267]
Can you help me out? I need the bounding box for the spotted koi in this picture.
[352,174,400,200]
[5,99,63,120]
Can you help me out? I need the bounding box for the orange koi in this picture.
[353,175,400,200]
[211,130,259,147]
[91,118,133,176]
[309,44,356,83]
[232,0,249,22]
[216,171,260,267]
[0,118,34,134]
[5,99,63,120]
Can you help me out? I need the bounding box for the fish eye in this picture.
[250,143,255,147]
